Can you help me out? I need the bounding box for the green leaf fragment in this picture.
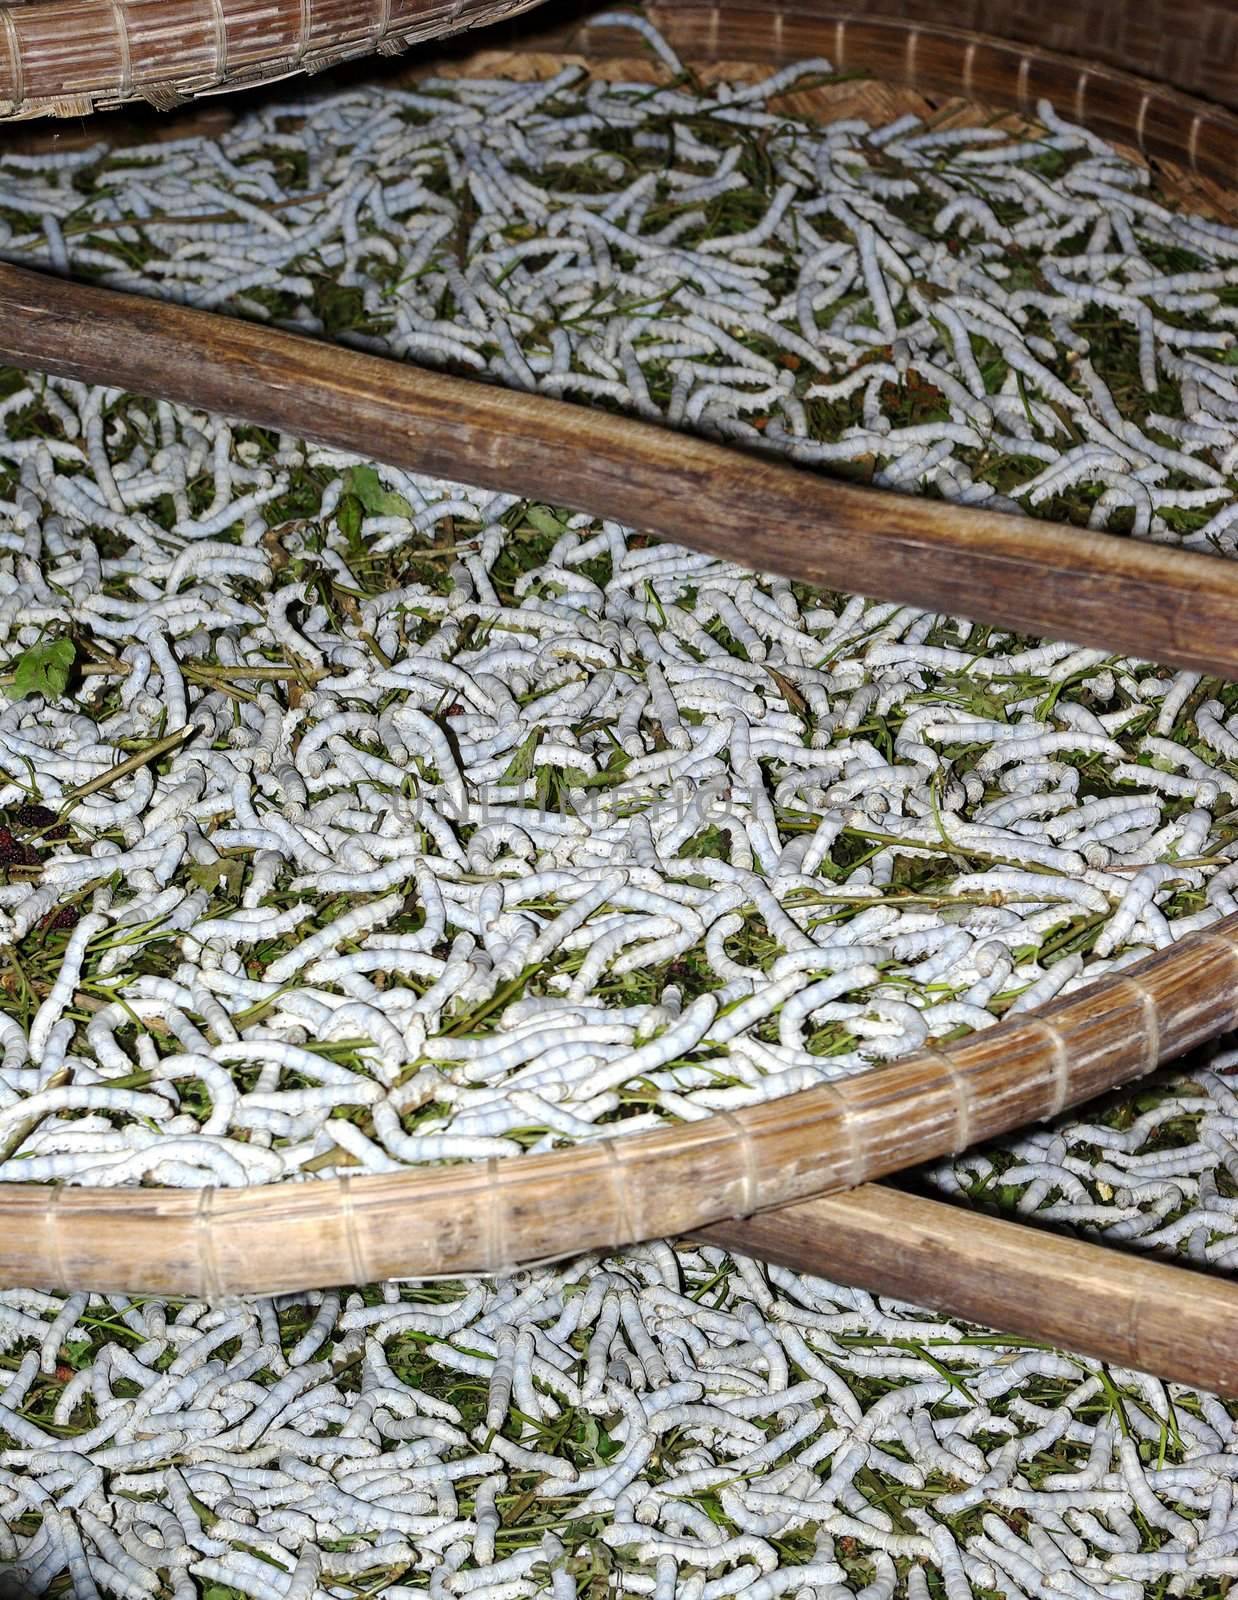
[5,639,76,701]
[187,859,245,899]
[501,729,542,782]
[343,465,413,519]
[337,494,363,543]
[526,505,568,538]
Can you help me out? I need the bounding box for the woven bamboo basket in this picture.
[0,0,551,119]
[2,0,1237,133]
[2,2,1238,1392]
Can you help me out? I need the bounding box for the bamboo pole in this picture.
[694,1183,1238,1398]
[4,259,1238,677]
[0,915,1233,1296]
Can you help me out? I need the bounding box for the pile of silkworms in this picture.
[4,1230,1238,1600]
[933,1055,1238,1264]
[0,22,1235,1186]
[0,388,1236,1184]
[0,13,1236,546]
[0,19,1237,1599]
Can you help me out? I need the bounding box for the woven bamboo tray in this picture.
[1,0,1236,182]
[2,6,1238,1393]
[0,0,549,119]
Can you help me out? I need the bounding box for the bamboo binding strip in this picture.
[0,914,1235,1296]
[694,1184,1238,1400]
[6,259,1238,677]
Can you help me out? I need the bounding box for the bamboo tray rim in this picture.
[0,919,1235,1295]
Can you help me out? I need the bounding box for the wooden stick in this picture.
[0,915,1234,1297]
[4,261,1238,678]
[58,726,192,807]
[693,1182,1238,1397]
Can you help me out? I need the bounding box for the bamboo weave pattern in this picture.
[0,0,547,118]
